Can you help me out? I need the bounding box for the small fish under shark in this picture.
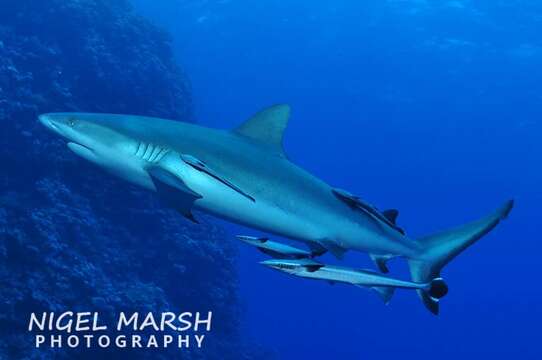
[237,235,316,259]
[260,258,448,305]
[239,235,446,304]
[38,105,513,314]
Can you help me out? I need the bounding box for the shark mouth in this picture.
[67,142,98,162]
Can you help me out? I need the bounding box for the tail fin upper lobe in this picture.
[409,200,514,315]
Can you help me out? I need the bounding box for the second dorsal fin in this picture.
[382,209,399,224]
[234,104,290,154]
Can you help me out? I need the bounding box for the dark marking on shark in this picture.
[181,153,255,202]
[332,188,405,235]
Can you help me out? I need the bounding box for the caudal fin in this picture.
[409,200,514,315]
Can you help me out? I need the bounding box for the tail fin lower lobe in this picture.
[409,200,514,315]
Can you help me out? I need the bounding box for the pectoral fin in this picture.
[180,154,255,202]
[148,166,202,223]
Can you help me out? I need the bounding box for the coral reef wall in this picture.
[0,1,264,358]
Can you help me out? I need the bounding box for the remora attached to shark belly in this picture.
[237,235,314,259]
[38,105,514,315]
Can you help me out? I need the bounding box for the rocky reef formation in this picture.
[0,1,268,358]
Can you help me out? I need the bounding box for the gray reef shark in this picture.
[39,105,513,314]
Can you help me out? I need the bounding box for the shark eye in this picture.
[68,118,77,127]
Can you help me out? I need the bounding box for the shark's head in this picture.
[39,113,138,159]
[39,113,155,188]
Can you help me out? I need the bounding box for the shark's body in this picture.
[39,105,513,314]
[40,110,415,257]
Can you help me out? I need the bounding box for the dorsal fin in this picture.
[234,104,290,154]
[382,209,399,224]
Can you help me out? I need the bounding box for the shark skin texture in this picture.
[39,105,513,314]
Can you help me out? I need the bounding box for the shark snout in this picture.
[38,113,93,154]
[39,113,83,143]
[39,114,61,134]
[39,113,76,139]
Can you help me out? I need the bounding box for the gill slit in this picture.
[156,148,169,162]
[149,146,162,162]
[135,142,143,156]
[143,144,154,160]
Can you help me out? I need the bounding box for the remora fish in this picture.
[237,235,314,259]
[261,258,448,304]
[39,105,513,314]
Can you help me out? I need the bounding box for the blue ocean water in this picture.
[1,0,536,358]
[132,1,541,359]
